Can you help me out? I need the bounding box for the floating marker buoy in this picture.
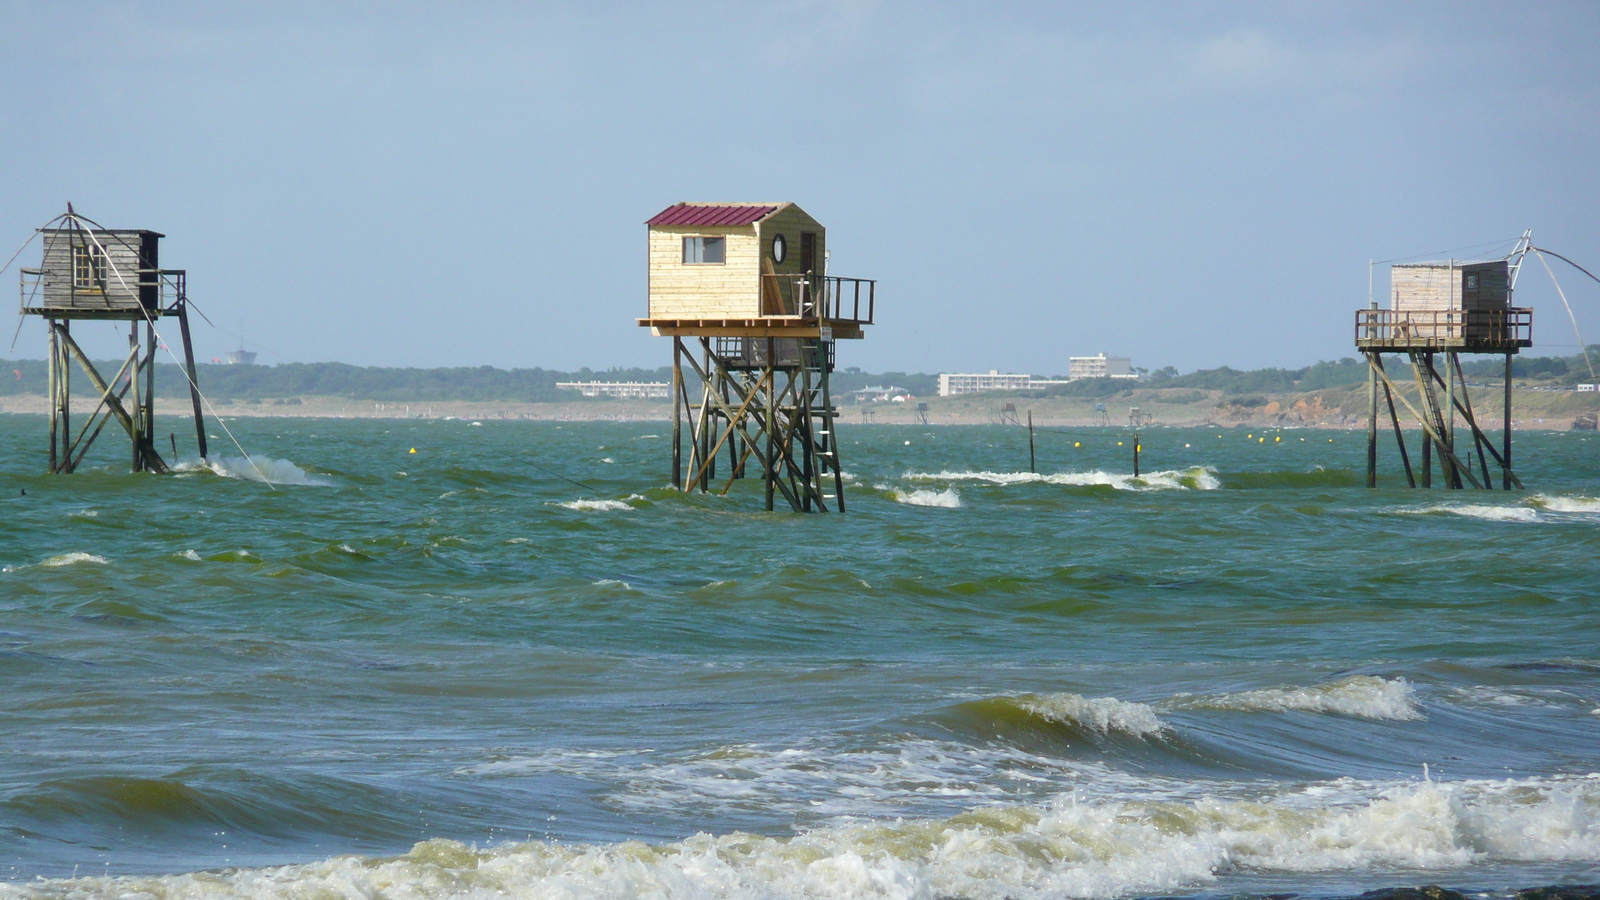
[1074,442,1080,448]
[1329,438,1334,442]
[904,440,910,445]
[1247,434,1253,439]
[1185,443,1191,448]
[1275,436,1281,442]
[1259,438,1264,443]
[409,448,417,454]
[1117,441,1123,446]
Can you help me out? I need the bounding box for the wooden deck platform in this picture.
[1355,308,1532,352]
[639,316,865,339]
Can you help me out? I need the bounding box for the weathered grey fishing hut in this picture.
[1355,238,1533,489]
[638,202,875,512]
[19,206,208,473]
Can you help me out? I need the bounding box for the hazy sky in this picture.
[2,2,1597,374]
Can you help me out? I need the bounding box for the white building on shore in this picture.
[556,382,670,399]
[1068,353,1134,380]
[937,371,1072,396]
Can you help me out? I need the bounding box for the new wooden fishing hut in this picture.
[639,202,875,512]
[1355,238,1533,489]
[19,206,208,474]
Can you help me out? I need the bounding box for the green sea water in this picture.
[1,414,1598,899]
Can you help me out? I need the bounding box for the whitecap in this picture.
[177,456,332,486]
[887,487,962,508]
[556,499,634,511]
[906,467,1220,491]
[1171,675,1421,721]
[1018,692,1167,737]
[41,552,109,567]
[1529,494,1600,515]
[27,775,1599,900]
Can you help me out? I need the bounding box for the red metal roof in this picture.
[647,203,781,227]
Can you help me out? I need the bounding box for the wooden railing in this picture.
[1355,308,1532,349]
[760,273,875,324]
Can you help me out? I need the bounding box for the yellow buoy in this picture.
[1247,434,1253,439]
[1135,445,1142,452]
[1074,441,1081,448]
[1275,436,1281,442]
[1117,441,1123,446]
[409,448,417,454]
[1258,437,1264,443]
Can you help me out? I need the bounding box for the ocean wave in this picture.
[1168,675,1421,721]
[555,497,637,511]
[1016,692,1168,737]
[1528,494,1600,515]
[887,487,962,508]
[20,775,1599,900]
[176,456,332,487]
[1398,504,1541,523]
[905,467,1220,491]
[40,552,109,567]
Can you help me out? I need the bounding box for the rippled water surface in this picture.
[1,415,1598,899]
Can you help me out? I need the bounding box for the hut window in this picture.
[771,233,787,264]
[72,244,107,290]
[1465,274,1478,289]
[683,236,725,265]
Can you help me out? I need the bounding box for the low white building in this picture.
[556,381,671,399]
[1068,354,1134,380]
[937,371,1071,397]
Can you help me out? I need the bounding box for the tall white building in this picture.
[1069,354,1134,380]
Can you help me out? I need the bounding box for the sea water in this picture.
[0,416,1597,899]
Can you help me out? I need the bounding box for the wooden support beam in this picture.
[1371,356,1483,489]
[54,323,168,474]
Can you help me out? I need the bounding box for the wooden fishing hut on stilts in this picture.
[1356,236,1533,490]
[19,206,209,473]
[639,203,875,512]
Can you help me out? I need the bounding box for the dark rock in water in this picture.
[1355,887,1470,900]
[1517,887,1600,900]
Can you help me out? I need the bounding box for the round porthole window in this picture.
[771,233,787,264]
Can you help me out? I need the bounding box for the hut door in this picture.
[800,232,816,273]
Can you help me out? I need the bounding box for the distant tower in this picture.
[19,206,209,473]
[639,203,875,512]
[1355,233,1533,489]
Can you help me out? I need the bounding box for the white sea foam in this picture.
[178,456,332,486]
[1171,675,1422,721]
[1018,692,1167,737]
[1529,494,1600,515]
[178,549,202,561]
[887,487,962,508]
[22,775,1599,900]
[40,552,109,567]
[906,467,1220,491]
[557,499,634,511]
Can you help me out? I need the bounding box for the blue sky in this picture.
[2,2,1597,374]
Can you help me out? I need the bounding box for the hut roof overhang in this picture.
[647,203,784,227]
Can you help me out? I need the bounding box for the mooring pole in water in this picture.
[1133,432,1140,477]
[1027,410,1035,474]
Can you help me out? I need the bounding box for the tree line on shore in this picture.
[1,346,1593,404]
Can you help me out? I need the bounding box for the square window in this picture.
[1465,274,1479,289]
[72,243,107,290]
[682,236,725,265]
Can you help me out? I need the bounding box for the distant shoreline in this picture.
[1,385,1595,430]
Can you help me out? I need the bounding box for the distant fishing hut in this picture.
[638,202,875,512]
[19,206,208,473]
[1355,236,1533,489]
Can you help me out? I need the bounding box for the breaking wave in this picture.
[39,552,110,567]
[177,456,332,486]
[906,467,1220,491]
[1168,675,1422,721]
[18,775,1599,900]
[887,487,962,508]
[554,494,646,512]
[952,692,1167,741]
[1528,494,1600,515]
